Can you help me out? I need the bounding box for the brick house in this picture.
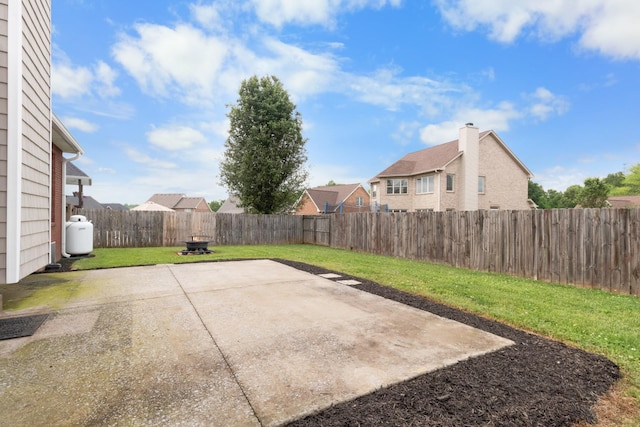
[607,195,640,208]
[295,183,370,214]
[369,124,534,212]
[147,193,212,213]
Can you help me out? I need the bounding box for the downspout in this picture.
[61,152,82,257]
[435,169,443,212]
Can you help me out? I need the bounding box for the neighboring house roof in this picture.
[607,195,640,208]
[131,201,175,212]
[174,197,207,210]
[146,193,211,211]
[103,203,128,211]
[302,183,366,212]
[66,195,105,209]
[217,196,244,214]
[369,130,532,181]
[373,139,462,179]
[66,162,92,186]
[148,193,185,209]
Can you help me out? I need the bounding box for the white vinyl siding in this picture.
[19,0,51,279]
[1,0,52,282]
[0,1,8,278]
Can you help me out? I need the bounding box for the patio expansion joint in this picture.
[167,266,264,427]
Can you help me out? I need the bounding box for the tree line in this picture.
[528,164,640,208]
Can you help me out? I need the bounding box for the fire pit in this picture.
[181,235,213,255]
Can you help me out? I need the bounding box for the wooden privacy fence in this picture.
[79,208,640,296]
[325,209,640,296]
[80,210,304,247]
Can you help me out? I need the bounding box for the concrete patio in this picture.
[0,260,513,426]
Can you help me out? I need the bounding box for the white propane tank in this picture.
[65,215,94,256]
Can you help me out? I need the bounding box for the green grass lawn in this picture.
[67,245,640,424]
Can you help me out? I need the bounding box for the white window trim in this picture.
[416,175,435,194]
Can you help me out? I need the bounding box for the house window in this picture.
[478,176,486,194]
[416,175,435,194]
[355,196,364,207]
[372,184,377,198]
[490,205,500,210]
[389,209,408,213]
[386,179,408,194]
[446,174,455,192]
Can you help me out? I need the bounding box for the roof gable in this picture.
[147,193,186,209]
[217,196,244,213]
[372,140,460,179]
[304,183,364,212]
[174,197,208,209]
[481,131,532,177]
[371,129,532,180]
[66,195,104,209]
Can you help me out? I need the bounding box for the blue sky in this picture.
[53,0,640,205]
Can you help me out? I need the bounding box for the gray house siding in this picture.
[0,0,52,283]
[19,0,51,279]
[0,1,8,280]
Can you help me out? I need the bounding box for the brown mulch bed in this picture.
[274,259,620,427]
[56,257,620,426]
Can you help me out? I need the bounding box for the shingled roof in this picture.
[371,131,492,180]
[304,183,363,212]
[146,193,211,212]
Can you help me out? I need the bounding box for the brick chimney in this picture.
[458,123,479,211]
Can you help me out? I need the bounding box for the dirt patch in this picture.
[275,259,620,427]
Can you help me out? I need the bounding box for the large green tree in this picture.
[528,180,549,209]
[610,163,640,196]
[579,177,610,208]
[220,76,308,214]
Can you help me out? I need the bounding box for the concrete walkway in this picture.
[0,260,513,426]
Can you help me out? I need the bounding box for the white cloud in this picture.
[307,163,371,188]
[419,102,521,145]
[94,61,121,98]
[392,121,421,145]
[418,87,568,145]
[61,117,99,133]
[123,146,178,169]
[112,23,228,102]
[52,47,123,100]
[527,87,570,121]
[146,125,208,151]
[347,67,463,113]
[434,0,640,60]
[247,0,402,28]
[52,61,93,99]
[189,3,226,30]
[533,166,587,191]
[97,167,117,175]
